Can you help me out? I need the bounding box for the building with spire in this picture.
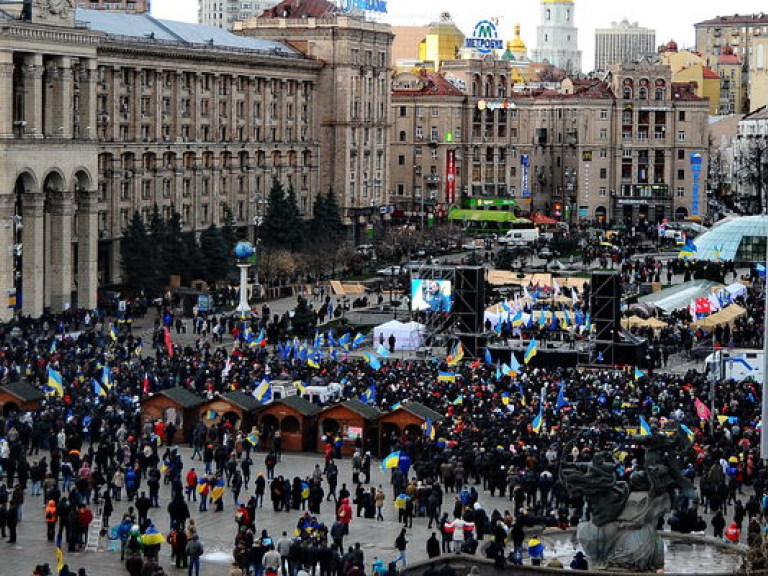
[532,0,582,75]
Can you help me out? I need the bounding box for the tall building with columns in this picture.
[0,1,323,320]
[532,0,582,75]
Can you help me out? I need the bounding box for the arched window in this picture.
[623,86,633,99]
[638,87,648,100]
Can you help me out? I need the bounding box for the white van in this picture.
[498,228,540,246]
[705,349,764,383]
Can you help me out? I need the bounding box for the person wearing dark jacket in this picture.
[712,510,726,539]
[426,532,441,559]
[570,551,588,570]
[168,494,191,531]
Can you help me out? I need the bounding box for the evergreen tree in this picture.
[261,178,290,249]
[291,295,315,337]
[164,209,185,277]
[179,231,206,282]
[324,188,347,243]
[221,202,239,264]
[148,204,169,285]
[121,211,157,295]
[310,191,329,238]
[199,224,229,284]
[262,178,305,251]
[285,184,305,251]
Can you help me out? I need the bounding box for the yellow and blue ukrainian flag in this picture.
[47,367,64,397]
[639,415,652,436]
[380,450,401,471]
[524,339,538,365]
[531,406,544,434]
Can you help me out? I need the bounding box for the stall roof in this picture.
[637,280,722,313]
[221,390,261,411]
[144,386,205,408]
[275,395,322,417]
[335,399,383,420]
[393,401,443,422]
[0,380,44,403]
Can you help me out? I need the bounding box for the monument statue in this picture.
[560,426,695,572]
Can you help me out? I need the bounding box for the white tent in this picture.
[373,320,425,351]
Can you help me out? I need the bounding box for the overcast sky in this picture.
[150,0,768,72]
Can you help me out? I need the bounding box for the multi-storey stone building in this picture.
[73,0,150,12]
[0,3,323,320]
[695,13,768,113]
[198,0,281,30]
[391,59,709,227]
[594,20,655,72]
[236,0,393,230]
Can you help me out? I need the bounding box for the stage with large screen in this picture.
[411,278,452,312]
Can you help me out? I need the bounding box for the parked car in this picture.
[538,247,554,259]
[376,265,403,276]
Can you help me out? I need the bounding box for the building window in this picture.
[676,187,685,197]
[399,106,407,117]
[415,125,423,139]
[677,149,685,160]
[677,131,686,141]
[599,187,607,197]
[599,168,607,179]
[415,146,422,157]
[396,184,405,196]
[600,109,608,119]
[678,111,686,121]
[599,149,608,158]
[399,130,406,142]
[677,169,685,180]
[599,128,608,139]
[398,155,405,165]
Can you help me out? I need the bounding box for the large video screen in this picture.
[411,279,452,312]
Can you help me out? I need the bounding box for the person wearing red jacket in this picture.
[337,497,352,534]
[725,521,741,543]
[186,468,198,502]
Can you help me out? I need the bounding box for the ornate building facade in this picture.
[0,3,323,320]
[236,0,393,229]
[391,60,709,227]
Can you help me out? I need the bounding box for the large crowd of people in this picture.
[0,267,767,576]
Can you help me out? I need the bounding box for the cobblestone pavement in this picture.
[4,446,527,576]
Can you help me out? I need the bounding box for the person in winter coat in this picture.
[45,500,58,541]
[186,534,204,576]
[337,497,352,534]
[725,521,741,543]
[570,551,588,570]
[712,510,726,539]
[426,532,441,559]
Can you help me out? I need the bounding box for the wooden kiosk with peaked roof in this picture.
[198,390,260,433]
[378,401,444,450]
[140,387,206,443]
[0,381,45,416]
[254,395,322,452]
[316,399,382,456]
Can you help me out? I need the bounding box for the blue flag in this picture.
[484,348,493,365]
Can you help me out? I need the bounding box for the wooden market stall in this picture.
[0,381,45,416]
[316,399,382,456]
[198,390,260,433]
[254,395,321,452]
[140,387,205,443]
[378,401,443,455]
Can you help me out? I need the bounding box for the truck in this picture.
[497,227,540,246]
[705,349,764,383]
